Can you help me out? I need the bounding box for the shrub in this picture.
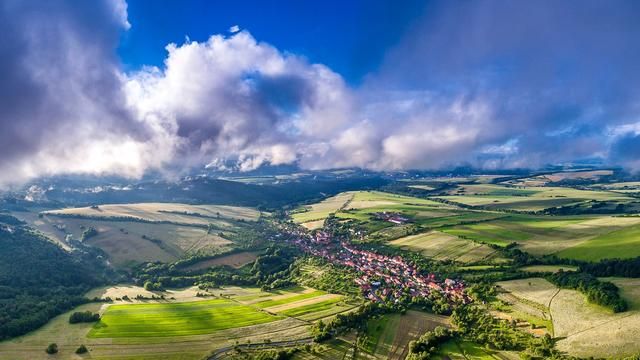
[75,344,88,354]
[69,311,100,324]
[45,343,58,354]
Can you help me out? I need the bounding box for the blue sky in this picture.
[119,0,426,84]
[1,0,640,185]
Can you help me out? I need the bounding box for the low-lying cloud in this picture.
[2,0,640,187]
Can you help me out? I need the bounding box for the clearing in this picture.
[183,251,259,271]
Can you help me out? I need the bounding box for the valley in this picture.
[2,169,640,359]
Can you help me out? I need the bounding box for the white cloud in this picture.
[229,25,240,33]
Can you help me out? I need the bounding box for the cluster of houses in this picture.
[372,211,410,225]
[290,229,469,305]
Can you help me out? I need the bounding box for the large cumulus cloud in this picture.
[124,31,354,173]
[0,0,162,186]
[2,0,640,187]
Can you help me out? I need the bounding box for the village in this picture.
[284,223,469,305]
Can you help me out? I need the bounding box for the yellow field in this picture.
[26,216,235,267]
[292,192,355,224]
[390,231,502,264]
[43,203,261,223]
[498,278,640,358]
[14,203,262,268]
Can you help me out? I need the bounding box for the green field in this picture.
[390,231,504,264]
[362,314,400,356]
[519,265,578,273]
[555,223,640,261]
[435,340,517,359]
[435,185,631,211]
[89,298,281,338]
[279,297,345,317]
[440,215,640,257]
[252,290,327,308]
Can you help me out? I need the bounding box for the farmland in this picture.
[435,185,633,211]
[497,277,640,358]
[43,202,261,223]
[183,251,259,271]
[89,298,280,338]
[7,171,640,359]
[291,192,355,227]
[0,285,354,360]
[11,202,264,268]
[389,231,504,264]
[361,311,451,360]
[434,340,519,359]
[555,223,640,261]
[441,214,640,258]
[289,310,451,360]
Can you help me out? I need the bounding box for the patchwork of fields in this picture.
[12,203,263,268]
[389,231,504,264]
[43,202,261,223]
[436,185,633,211]
[292,192,355,228]
[0,285,356,360]
[89,298,280,338]
[441,215,640,260]
[362,311,450,360]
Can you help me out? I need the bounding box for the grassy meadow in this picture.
[435,185,632,211]
[89,298,281,338]
[12,202,264,268]
[389,231,504,264]
[43,202,261,223]
[497,277,640,358]
[0,285,350,360]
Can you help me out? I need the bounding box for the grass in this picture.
[440,214,640,257]
[389,231,503,264]
[434,340,513,359]
[14,206,252,268]
[0,285,319,360]
[183,251,259,271]
[291,192,354,223]
[44,202,261,223]
[88,298,281,338]
[253,290,327,308]
[436,185,632,211]
[362,314,400,356]
[555,223,640,261]
[519,265,578,273]
[279,297,345,317]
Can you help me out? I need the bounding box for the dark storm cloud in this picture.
[359,0,640,168]
[0,0,153,185]
[3,0,640,186]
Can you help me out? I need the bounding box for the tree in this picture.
[69,311,100,324]
[45,343,58,354]
[75,344,88,354]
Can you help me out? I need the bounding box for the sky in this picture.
[1,0,640,186]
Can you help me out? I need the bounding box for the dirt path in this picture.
[206,337,314,359]
[547,288,560,337]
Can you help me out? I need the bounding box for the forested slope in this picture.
[0,224,107,340]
